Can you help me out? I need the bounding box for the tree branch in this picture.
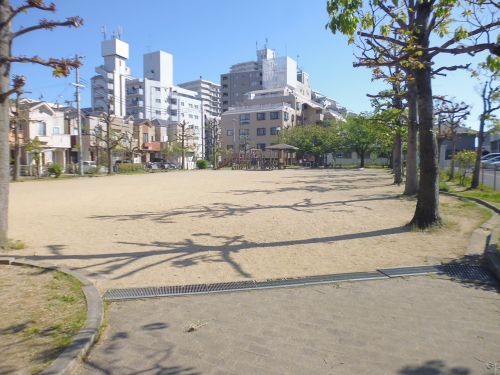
[12,16,83,39]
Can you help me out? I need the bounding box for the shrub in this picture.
[116,163,144,173]
[48,163,63,178]
[196,160,209,169]
[454,150,476,186]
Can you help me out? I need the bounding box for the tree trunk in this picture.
[0,2,11,247]
[359,151,365,168]
[393,130,403,185]
[471,115,485,188]
[106,126,112,175]
[404,79,418,195]
[13,118,20,181]
[411,65,441,228]
[449,134,456,180]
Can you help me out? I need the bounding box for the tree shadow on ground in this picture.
[30,226,408,280]
[398,360,473,375]
[82,336,200,375]
[88,195,398,224]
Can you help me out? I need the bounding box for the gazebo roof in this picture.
[266,144,299,151]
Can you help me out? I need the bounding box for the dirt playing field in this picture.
[5,168,489,292]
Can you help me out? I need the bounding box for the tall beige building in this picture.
[221,87,323,154]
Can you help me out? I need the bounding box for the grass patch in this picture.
[1,239,25,251]
[0,266,86,374]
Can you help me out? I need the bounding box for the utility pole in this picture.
[72,55,85,176]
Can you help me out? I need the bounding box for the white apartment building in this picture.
[91,37,131,117]
[178,78,221,118]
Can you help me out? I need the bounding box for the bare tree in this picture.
[176,120,196,170]
[435,98,470,179]
[93,103,125,174]
[205,117,222,169]
[471,65,499,188]
[0,0,82,247]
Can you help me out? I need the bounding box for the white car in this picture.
[481,153,500,161]
[481,156,500,165]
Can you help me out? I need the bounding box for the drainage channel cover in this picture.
[438,264,496,284]
[104,271,388,301]
[378,265,441,278]
[379,264,497,284]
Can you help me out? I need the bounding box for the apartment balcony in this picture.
[37,134,71,148]
[127,88,144,95]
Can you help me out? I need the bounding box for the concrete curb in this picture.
[0,257,103,375]
[441,191,500,280]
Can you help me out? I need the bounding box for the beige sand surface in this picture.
[5,169,485,291]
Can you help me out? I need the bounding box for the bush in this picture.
[196,160,209,169]
[48,163,63,178]
[116,163,144,173]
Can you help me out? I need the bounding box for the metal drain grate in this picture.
[104,271,388,301]
[438,264,496,284]
[103,264,498,301]
[379,265,441,278]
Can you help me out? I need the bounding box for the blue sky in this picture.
[11,0,487,129]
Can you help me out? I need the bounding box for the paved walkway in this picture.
[78,276,500,375]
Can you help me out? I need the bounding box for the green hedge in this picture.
[196,160,209,169]
[48,163,63,178]
[116,163,144,173]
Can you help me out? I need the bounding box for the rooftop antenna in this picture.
[117,26,123,40]
[265,37,268,49]
[101,25,107,40]
[297,54,300,68]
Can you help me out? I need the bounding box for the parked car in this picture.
[82,161,108,173]
[481,153,500,161]
[481,156,500,167]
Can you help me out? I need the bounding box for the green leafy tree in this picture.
[326,0,499,228]
[339,114,384,168]
[0,0,82,247]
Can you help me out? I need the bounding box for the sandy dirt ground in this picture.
[4,169,487,292]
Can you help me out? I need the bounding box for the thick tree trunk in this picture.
[393,130,403,185]
[471,116,485,188]
[411,65,441,228]
[0,2,11,247]
[404,79,418,195]
[359,151,365,168]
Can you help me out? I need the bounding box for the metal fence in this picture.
[480,165,500,191]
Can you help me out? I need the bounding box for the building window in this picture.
[257,128,266,136]
[239,129,249,136]
[284,112,289,121]
[271,127,279,135]
[257,143,266,150]
[181,101,185,106]
[223,101,228,105]
[227,129,234,136]
[223,93,228,97]
[37,121,46,136]
[52,127,60,135]
[257,112,266,121]
[194,115,199,119]
[143,133,149,143]
[155,99,161,103]
[189,103,193,108]
[155,110,161,115]
[170,109,177,116]
[155,87,161,92]
[194,105,199,109]
[270,111,280,120]
[170,98,177,105]
[240,114,250,125]
[189,114,194,119]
